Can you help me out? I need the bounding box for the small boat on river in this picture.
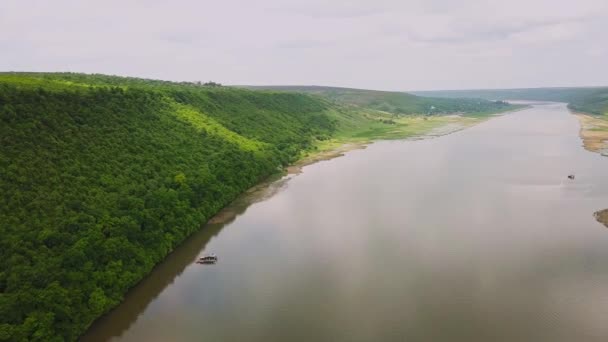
[196,254,218,264]
[567,174,575,180]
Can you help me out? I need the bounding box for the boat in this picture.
[196,253,218,264]
[567,174,575,180]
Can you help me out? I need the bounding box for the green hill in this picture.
[0,73,341,341]
[242,85,513,115]
[0,73,517,341]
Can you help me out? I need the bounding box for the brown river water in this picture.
[83,103,608,341]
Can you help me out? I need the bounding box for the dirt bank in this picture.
[574,113,608,155]
[594,209,608,228]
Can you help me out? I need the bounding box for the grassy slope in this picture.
[248,86,523,156]
[0,73,519,341]
[242,85,523,153]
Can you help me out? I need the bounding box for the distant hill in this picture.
[411,87,608,115]
[241,85,513,115]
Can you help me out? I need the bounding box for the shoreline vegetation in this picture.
[0,72,523,341]
[291,105,529,173]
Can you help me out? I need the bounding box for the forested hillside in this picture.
[0,73,517,341]
[565,89,608,115]
[0,73,342,341]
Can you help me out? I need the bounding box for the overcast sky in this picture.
[1,0,607,91]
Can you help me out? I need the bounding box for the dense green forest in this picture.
[412,87,608,115]
[242,85,512,115]
[0,73,516,341]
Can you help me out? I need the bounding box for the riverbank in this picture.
[573,112,608,155]
[206,107,522,226]
[594,209,608,228]
[572,111,608,228]
[295,105,525,170]
[288,116,478,175]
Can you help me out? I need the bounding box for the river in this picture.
[83,103,608,341]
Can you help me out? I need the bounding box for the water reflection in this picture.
[82,174,293,341]
[81,222,223,342]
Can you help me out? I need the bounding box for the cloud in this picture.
[274,0,392,18]
[381,11,591,45]
[276,40,335,49]
[1,0,607,90]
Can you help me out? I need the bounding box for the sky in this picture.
[1,0,607,91]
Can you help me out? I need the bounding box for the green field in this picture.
[0,73,520,341]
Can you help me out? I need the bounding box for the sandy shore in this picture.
[286,143,368,175]
[421,122,468,138]
[594,209,608,228]
[574,112,608,155]
[288,117,481,174]
[573,112,608,228]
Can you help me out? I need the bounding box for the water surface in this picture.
[84,103,608,341]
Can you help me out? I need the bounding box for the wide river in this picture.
[84,103,608,341]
